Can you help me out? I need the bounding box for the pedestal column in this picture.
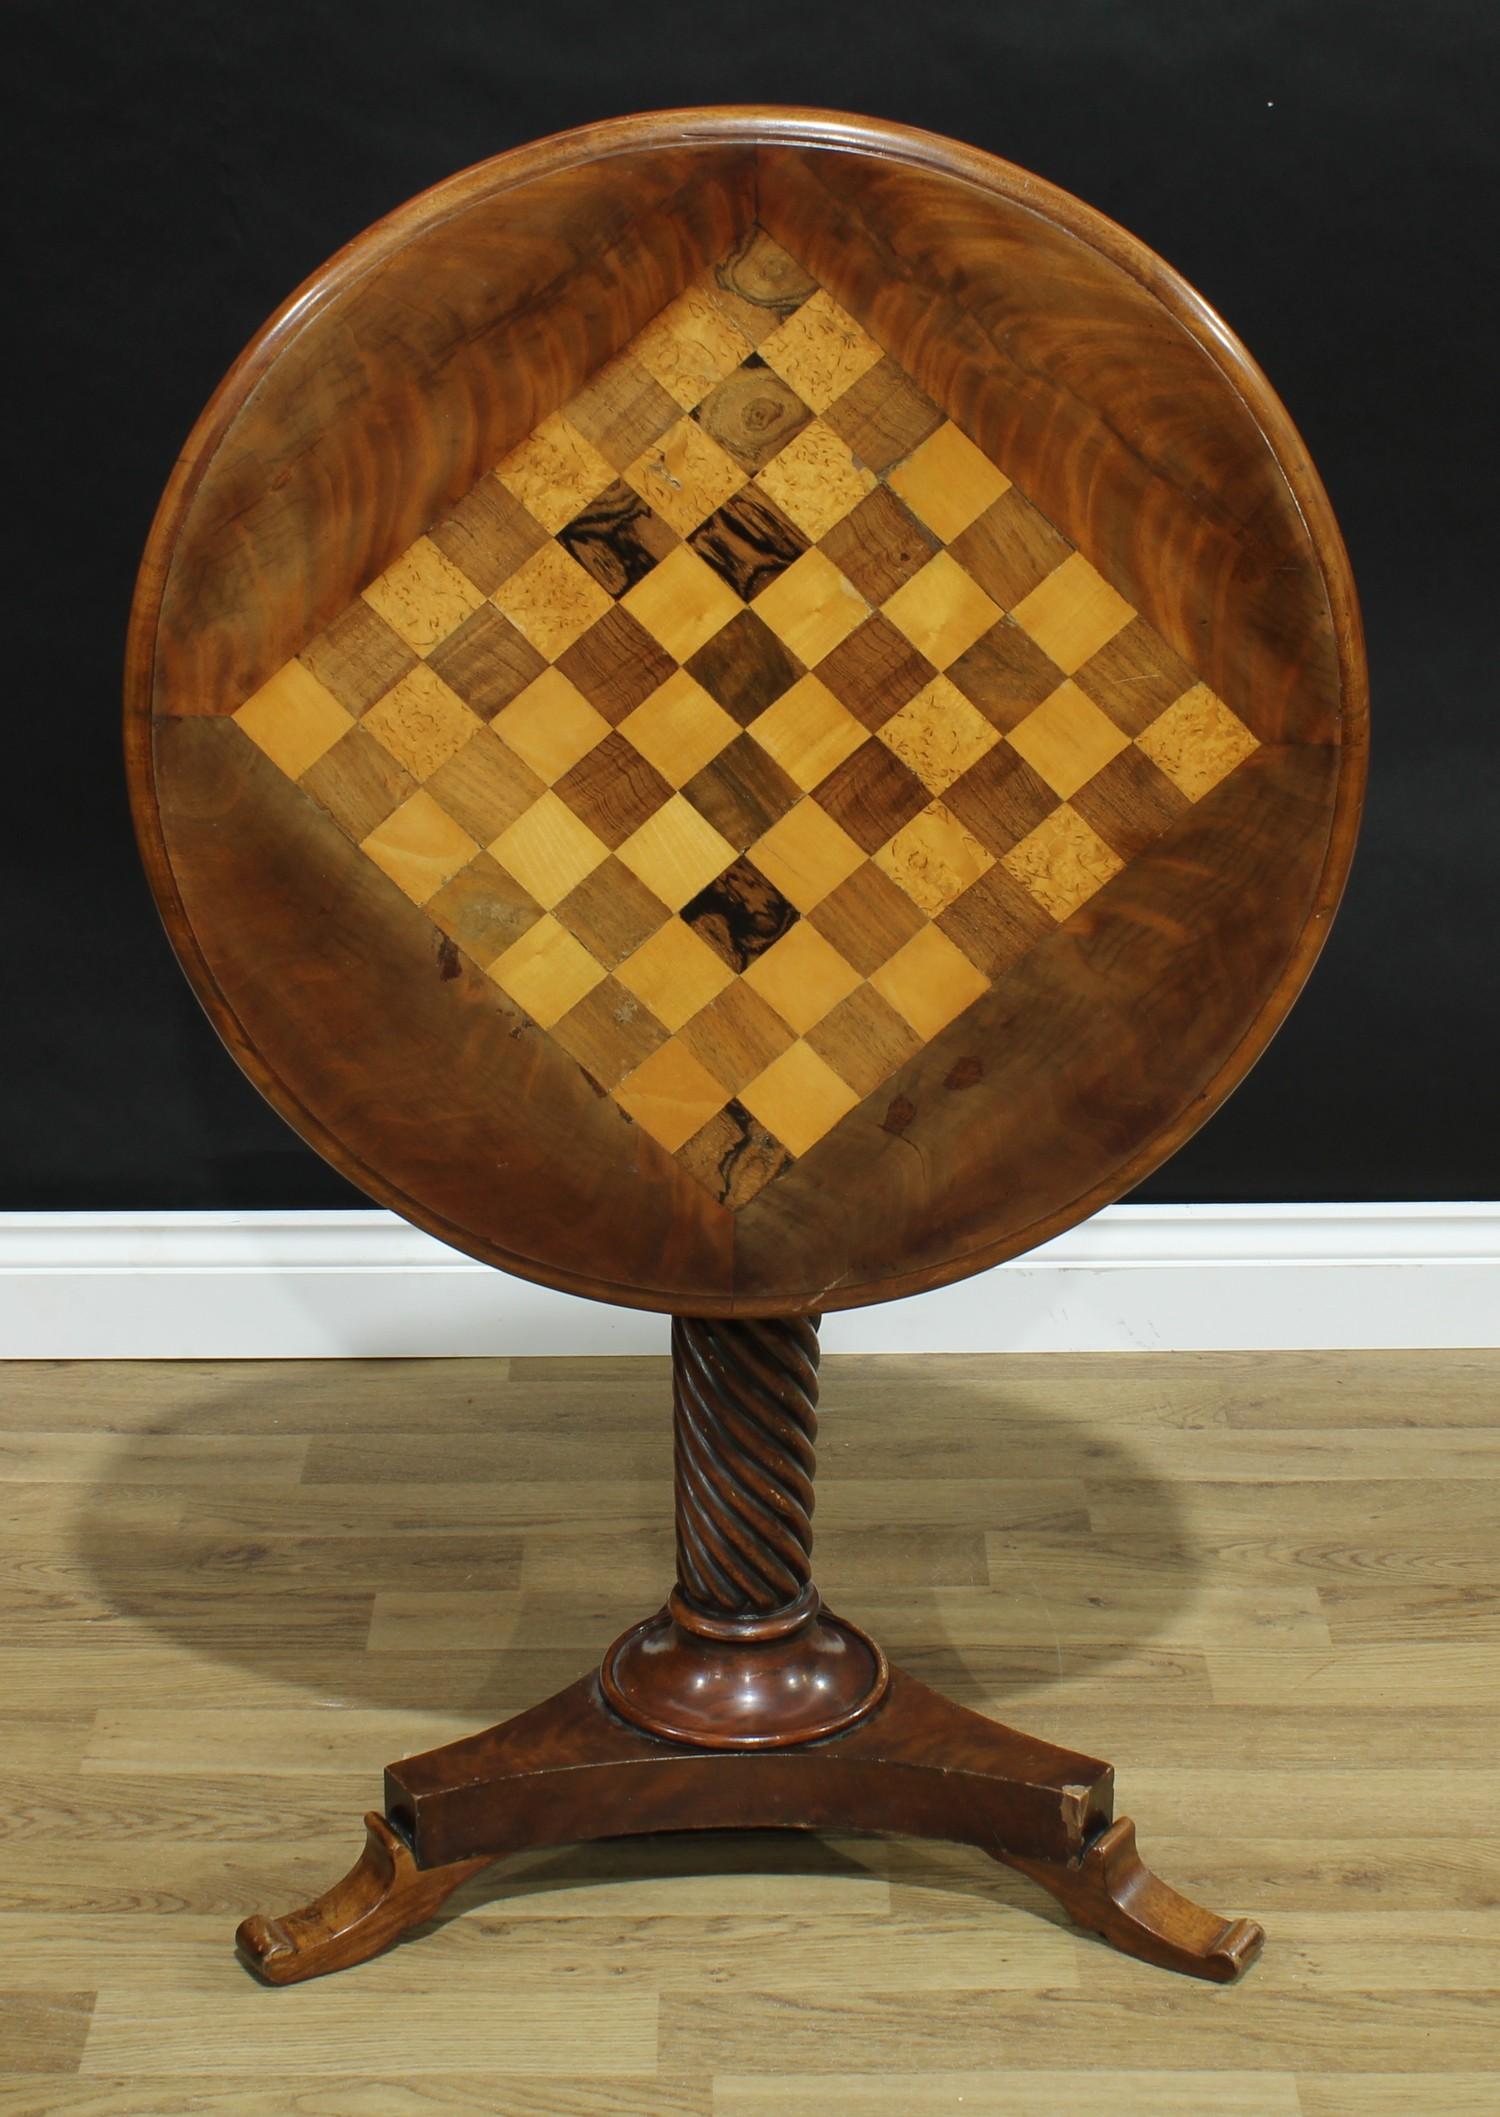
[600,1316,889,1747]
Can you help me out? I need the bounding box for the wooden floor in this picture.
[1,1350,1497,2113]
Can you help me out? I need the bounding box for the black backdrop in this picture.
[7,0,1495,1210]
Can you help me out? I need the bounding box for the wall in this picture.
[6,0,1495,1211]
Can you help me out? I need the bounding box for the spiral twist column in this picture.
[672,1315,819,1625]
[600,1315,888,1748]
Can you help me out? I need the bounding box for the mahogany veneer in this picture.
[127,107,1366,1992]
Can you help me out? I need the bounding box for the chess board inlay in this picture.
[233,225,1261,1207]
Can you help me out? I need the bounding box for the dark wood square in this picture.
[427,603,548,719]
[805,982,924,1098]
[424,728,547,844]
[948,489,1073,610]
[550,969,668,1083]
[301,724,417,842]
[678,979,797,1093]
[685,608,804,725]
[817,485,940,606]
[555,606,677,724]
[947,619,1068,731]
[676,1099,795,1207]
[298,601,417,716]
[711,225,820,342]
[1073,615,1200,736]
[936,862,1054,977]
[688,487,810,601]
[693,355,814,474]
[815,614,936,731]
[682,856,800,972]
[425,850,544,964]
[553,732,675,849]
[682,733,802,851]
[554,855,672,970]
[812,739,930,854]
[943,742,1059,855]
[807,858,927,977]
[1069,744,1190,861]
[551,975,670,1091]
[556,480,679,599]
[428,475,549,594]
[821,355,944,474]
[564,356,682,471]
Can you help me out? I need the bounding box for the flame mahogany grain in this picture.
[127,108,1366,1316]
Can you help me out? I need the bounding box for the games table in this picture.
[125,108,1367,1985]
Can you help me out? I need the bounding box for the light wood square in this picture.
[748,674,867,792]
[491,669,612,784]
[615,794,737,910]
[758,288,884,413]
[1001,802,1125,920]
[234,658,354,780]
[873,799,996,916]
[1006,679,1132,799]
[485,913,606,1028]
[887,422,1012,541]
[613,1036,730,1153]
[623,416,747,537]
[625,281,752,409]
[754,420,877,541]
[749,799,866,912]
[1136,682,1260,801]
[618,669,740,786]
[621,545,745,662]
[742,920,863,1034]
[491,542,614,661]
[494,411,617,534]
[738,1039,861,1159]
[614,919,733,1032]
[361,536,486,655]
[752,550,870,666]
[1009,551,1135,673]
[362,664,483,782]
[879,676,1000,794]
[360,789,478,906]
[881,552,1003,670]
[869,923,990,1041]
[487,790,609,908]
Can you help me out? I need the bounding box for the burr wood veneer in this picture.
[126,108,1366,1990]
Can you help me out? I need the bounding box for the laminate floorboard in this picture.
[1,1351,1495,2114]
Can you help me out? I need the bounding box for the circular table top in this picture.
[127,107,1367,1316]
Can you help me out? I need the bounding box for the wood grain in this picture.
[127,107,1367,1316]
[1,1349,1494,2107]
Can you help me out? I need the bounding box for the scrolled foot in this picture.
[1005,1817,1264,1983]
[235,1812,490,1985]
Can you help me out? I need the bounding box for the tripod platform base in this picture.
[235,1660,1262,1988]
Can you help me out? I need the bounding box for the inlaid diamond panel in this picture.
[233,222,1262,1209]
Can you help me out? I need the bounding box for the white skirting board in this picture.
[0,1203,1495,1357]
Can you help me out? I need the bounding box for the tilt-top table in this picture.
[126,108,1367,1987]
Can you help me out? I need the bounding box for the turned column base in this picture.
[600,1585,889,1748]
[235,1661,1263,1988]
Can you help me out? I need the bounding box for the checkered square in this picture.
[233,226,1262,1208]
